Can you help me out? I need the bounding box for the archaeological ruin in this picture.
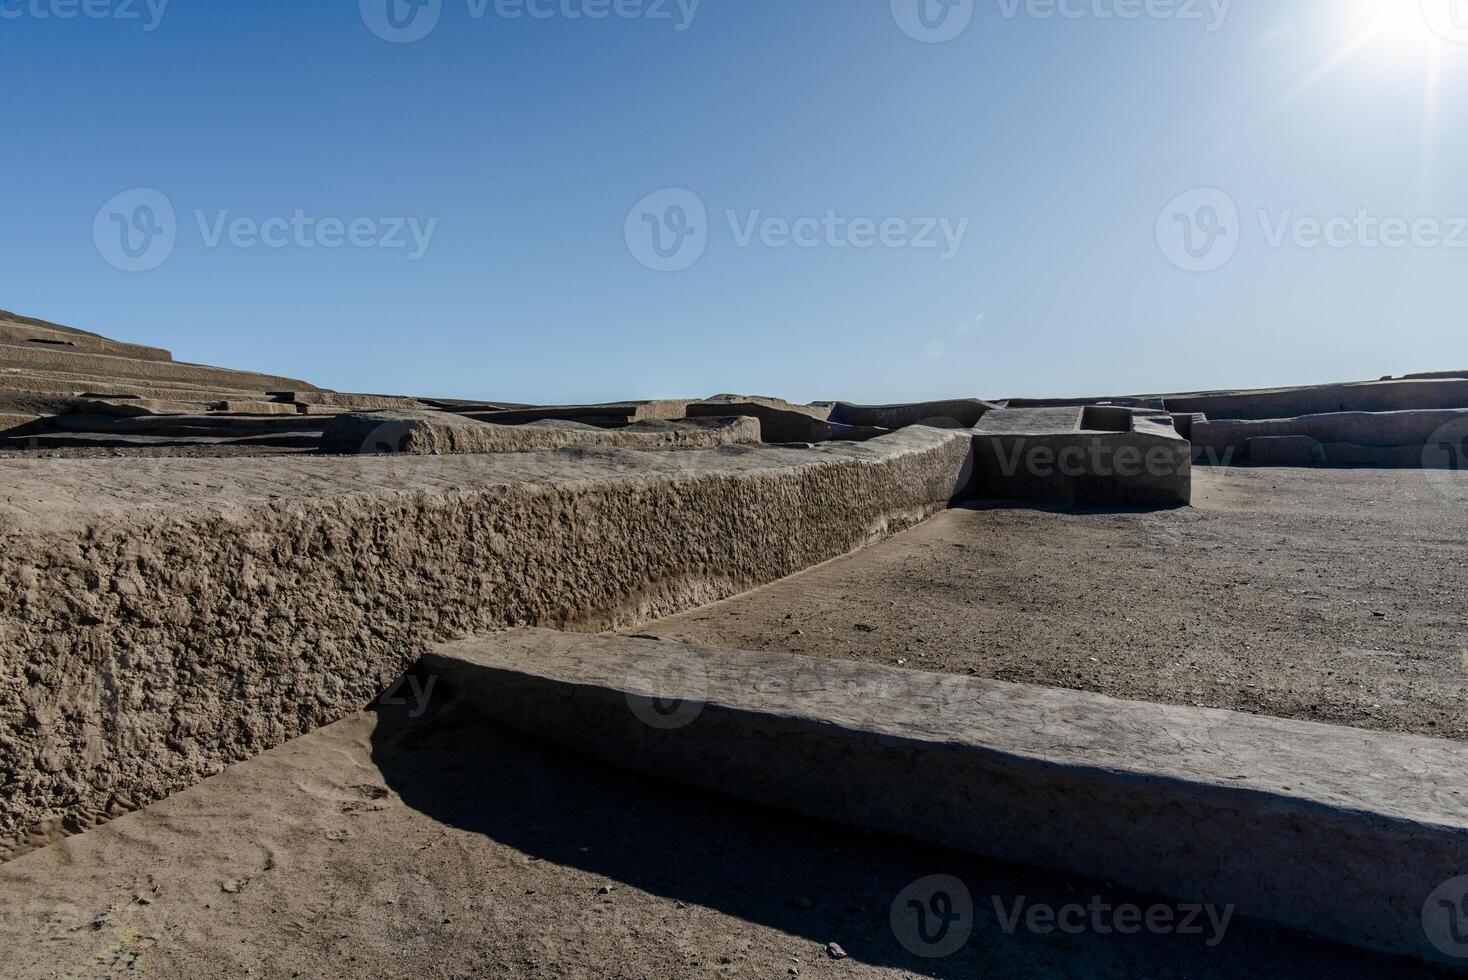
[2,308,1466,975]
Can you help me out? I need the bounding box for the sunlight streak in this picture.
[1258,29,1376,120]
[1419,40,1444,203]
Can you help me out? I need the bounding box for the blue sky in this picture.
[2,0,1466,403]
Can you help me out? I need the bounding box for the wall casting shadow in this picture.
[368,677,1437,980]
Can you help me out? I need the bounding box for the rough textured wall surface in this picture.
[0,428,973,857]
[0,311,173,362]
[684,402,883,443]
[1192,408,1468,460]
[829,399,997,429]
[318,410,761,455]
[0,342,320,393]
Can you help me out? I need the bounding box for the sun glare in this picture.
[1262,1,1446,118]
[1350,0,1439,61]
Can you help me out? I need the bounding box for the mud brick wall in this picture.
[0,429,973,856]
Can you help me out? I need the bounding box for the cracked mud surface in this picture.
[641,466,1468,740]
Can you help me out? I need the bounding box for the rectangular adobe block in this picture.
[425,630,1468,971]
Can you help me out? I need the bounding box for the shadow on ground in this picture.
[958,499,1190,516]
[370,678,1443,979]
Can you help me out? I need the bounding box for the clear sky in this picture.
[2,0,1465,403]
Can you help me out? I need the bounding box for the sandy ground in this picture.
[635,466,1468,740]
[3,464,1463,976]
[0,695,1443,980]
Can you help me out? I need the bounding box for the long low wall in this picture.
[0,428,974,857]
[318,410,761,454]
[0,341,320,393]
[1193,409,1468,462]
[829,399,996,429]
[0,311,173,363]
[683,401,880,442]
[425,630,1468,970]
[1166,378,1468,421]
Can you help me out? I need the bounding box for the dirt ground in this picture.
[4,465,1464,977]
[636,466,1468,740]
[0,697,1443,980]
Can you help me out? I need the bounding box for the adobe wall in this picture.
[969,416,1191,506]
[1192,409,1468,462]
[0,428,973,857]
[1166,379,1468,421]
